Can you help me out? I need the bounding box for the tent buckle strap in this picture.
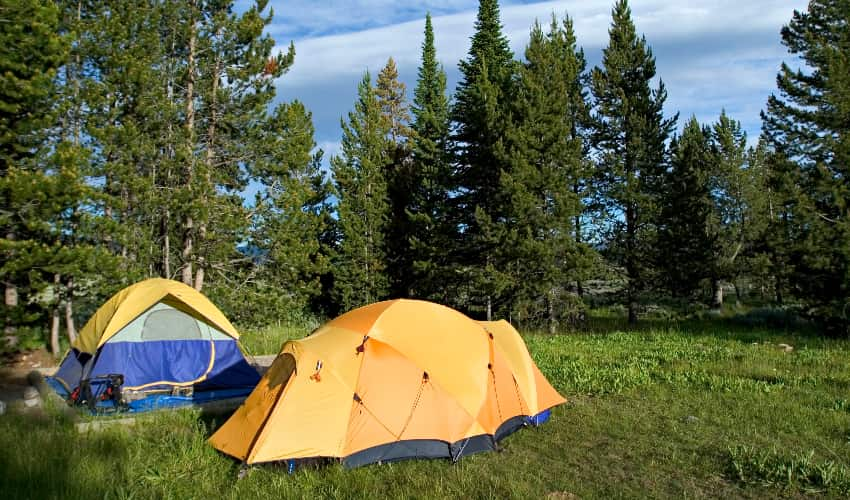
[309,360,323,382]
[355,336,369,355]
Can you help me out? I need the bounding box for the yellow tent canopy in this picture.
[209,299,564,467]
[73,278,240,354]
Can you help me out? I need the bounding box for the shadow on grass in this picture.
[0,412,129,499]
[198,407,237,435]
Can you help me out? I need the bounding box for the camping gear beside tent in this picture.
[47,278,260,413]
[209,299,565,468]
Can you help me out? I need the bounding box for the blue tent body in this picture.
[48,279,260,413]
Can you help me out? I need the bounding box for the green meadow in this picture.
[2,314,850,499]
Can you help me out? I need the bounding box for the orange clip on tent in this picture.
[209,299,565,467]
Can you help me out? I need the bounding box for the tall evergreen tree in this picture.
[177,0,294,291]
[500,15,592,332]
[656,117,716,300]
[761,0,850,329]
[408,13,453,302]
[331,72,391,311]
[758,144,801,305]
[375,57,415,298]
[238,101,331,324]
[451,0,517,319]
[590,0,676,324]
[708,111,769,306]
[0,0,67,345]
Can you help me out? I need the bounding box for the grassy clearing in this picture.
[2,316,850,499]
[239,323,313,358]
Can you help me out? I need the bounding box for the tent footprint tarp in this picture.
[209,299,564,468]
[49,278,260,413]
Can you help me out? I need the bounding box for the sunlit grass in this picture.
[2,313,849,498]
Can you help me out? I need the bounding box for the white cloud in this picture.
[258,0,479,38]
[269,0,808,151]
[317,140,342,161]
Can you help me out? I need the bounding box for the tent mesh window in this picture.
[141,309,202,340]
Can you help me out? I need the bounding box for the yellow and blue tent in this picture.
[49,278,259,412]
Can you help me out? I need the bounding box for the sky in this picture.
[240,0,808,168]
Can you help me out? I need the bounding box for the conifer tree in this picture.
[591,0,676,323]
[375,57,415,297]
[241,101,331,323]
[0,0,67,344]
[761,0,850,329]
[177,0,294,291]
[708,111,769,306]
[657,117,716,300]
[331,72,391,311]
[408,13,453,302]
[451,0,517,319]
[500,15,593,331]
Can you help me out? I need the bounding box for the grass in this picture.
[2,314,850,499]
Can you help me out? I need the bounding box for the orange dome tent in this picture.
[209,299,565,468]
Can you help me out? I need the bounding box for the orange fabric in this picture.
[209,299,566,464]
[343,340,475,455]
[210,353,296,461]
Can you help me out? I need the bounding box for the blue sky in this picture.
[243,0,807,167]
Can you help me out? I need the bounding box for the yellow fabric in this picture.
[73,278,240,354]
[478,320,539,411]
[209,299,565,464]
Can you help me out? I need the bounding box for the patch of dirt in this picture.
[1,347,57,370]
[0,348,58,410]
[546,492,579,500]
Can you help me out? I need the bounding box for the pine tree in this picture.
[761,0,850,330]
[239,101,331,324]
[656,117,716,301]
[500,15,593,332]
[75,0,170,279]
[590,0,676,324]
[0,0,67,345]
[331,72,391,311]
[178,0,295,291]
[408,13,453,302]
[759,145,801,305]
[708,111,769,306]
[451,0,517,319]
[375,57,415,297]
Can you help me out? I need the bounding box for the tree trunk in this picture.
[182,225,194,287]
[162,211,171,278]
[64,278,76,344]
[486,295,492,321]
[181,0,198,287]
[574,181,584,298]
[194,265,205,292]
[4,229,18,342]
[734,281,742,307]
[51,307,61,356]
[711,278,723,310]
[547,289,557,335]
[3,281,18,343]
[626,201,638,325]
[50,274,61,356]
[194,38,221,294]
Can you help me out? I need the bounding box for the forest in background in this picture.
[2,0,849,355]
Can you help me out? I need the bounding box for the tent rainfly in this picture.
[209,299,565,468]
